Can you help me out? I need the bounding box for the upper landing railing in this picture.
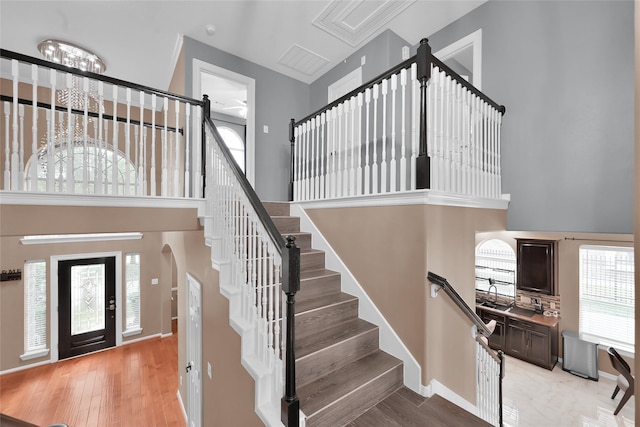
[289,39,506,202]
[0,49,204,198]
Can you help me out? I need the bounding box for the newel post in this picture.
[281,235,300,426]
[289,118,295,202]
[416,38,431,189]
[201,94,211,198]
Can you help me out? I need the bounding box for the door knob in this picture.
[108,298,116,311]
[186,362,192,373]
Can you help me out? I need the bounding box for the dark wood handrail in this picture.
[1,49,202,106]
[427,271,491,337]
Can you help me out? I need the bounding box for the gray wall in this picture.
[427,0,634,233]
[308,29,410,113]
[183,36,310,201]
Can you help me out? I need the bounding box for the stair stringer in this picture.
[291,203,424,395]
[204,231,285,427]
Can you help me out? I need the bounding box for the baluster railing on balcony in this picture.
[290,39,505,202]
[1,49,202,198]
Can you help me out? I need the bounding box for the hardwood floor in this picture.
[0,326,184,427]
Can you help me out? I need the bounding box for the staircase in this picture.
[264,202,404,427]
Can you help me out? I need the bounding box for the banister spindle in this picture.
[30,64,38,191]
[416,38,431,189]
[281,235,300,427]
[10,60,19,191]
[356,92,363,195]
[289,118,295,201]
[380,79,388,193]
[66,73,74,193]
[390,73,397,192]
[112,85,119,195]
[320,112,326,199]
[400,68,407,192]
[3,102,9,190]
[364,88,371,194]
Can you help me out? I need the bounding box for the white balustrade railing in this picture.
[476,337,504,426]
[292,52,504,202]
[1,51,202,198]
[203,121,285,421]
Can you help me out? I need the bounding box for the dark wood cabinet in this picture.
[506,318,557,370]
[477,306,558,370]
[516,239,558,295]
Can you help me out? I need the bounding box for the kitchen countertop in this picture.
[477,304,560,328]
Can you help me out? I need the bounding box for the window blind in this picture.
[579,245,634,349]
[24,260,47,352]
[125,253,141,330]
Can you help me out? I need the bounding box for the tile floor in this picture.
[503,355,635,427]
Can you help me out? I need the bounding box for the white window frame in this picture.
[475,239,516,297]
[123,252,142,337]
[579,245,634,354]
[21,260,49,361]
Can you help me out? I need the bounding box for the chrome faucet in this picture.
[487,279,498,303]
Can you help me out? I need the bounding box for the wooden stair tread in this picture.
[297,350,402,417]
[296,318,377,359]
[295,292,357,315]
[300,268,339,281]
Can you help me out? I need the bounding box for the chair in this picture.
[607,347,634,415]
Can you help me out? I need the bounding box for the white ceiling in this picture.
[0,0,485,90]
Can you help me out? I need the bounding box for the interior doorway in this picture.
[192,59,256,187]
[186,273,202,427]
[433,29,483,90]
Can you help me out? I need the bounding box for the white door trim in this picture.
[328,66,363,103]
[433,28,482,90]
[192,59,256,188]
[50,251,123,362]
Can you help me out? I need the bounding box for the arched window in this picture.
[475,239,516,297]
[26,140,137,195]
[217,127,245,173]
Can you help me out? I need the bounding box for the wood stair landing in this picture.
[264,202,403,427]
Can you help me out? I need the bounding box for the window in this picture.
[579,245,634,351]
[217,127,245,172]
[475,239,516,297]
[124,253,141,336]
[22,260,48,359]
[27,140,137,194]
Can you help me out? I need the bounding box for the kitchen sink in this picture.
[478,301,512,311]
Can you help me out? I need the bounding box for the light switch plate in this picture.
[151,278,159,285]
[207,362,212,379]
[263,125,269,134]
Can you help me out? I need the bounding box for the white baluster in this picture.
[96,82,104,195]
[124,88,132,195]
[184,102,191,197]
[349,97,356,196]
[112,85,119,195]
[138,92,145,196]
[47,69,56,192]
[497,108,503,196]
[302,121,308,201]
[380,79,388,193]
[462,89,470,195]
[294,125,300,201]
[410,63,418,191]
[336,103,343,198]
[3,102,9,190]
[356,92,363,195]
[319,112,326,199]
[29,65,39,191]
[400,68,407,192]
[8,60,20,191]
[482,101,489,198]
[174,100,180,197]
[390,74,397,193]
[310,117,316,200]
[372,84,379,194]
[162,97,169,197]
[330,107,337,198]
[364,88,371,194]
[65,73,74,193]
[18,104,24,190]
[81,78,89,194]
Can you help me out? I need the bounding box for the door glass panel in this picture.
[71,263,106,335]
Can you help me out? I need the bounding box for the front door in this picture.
[58,256,116,359]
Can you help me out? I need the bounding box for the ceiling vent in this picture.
[313,0,416,47]
[278,44,330,76]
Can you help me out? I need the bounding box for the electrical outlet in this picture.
[550,302,556,309]
[207,362,212,379]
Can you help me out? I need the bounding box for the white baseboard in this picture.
[0,359,50,376]
[177,389,188,423]
[424,379,479,417]
[122,333,161,345]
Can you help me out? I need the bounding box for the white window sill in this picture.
[579,333,635,358]
[20,349,49,361]
[123,328,143,338]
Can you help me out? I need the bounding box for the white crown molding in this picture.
[21,232,143,245]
